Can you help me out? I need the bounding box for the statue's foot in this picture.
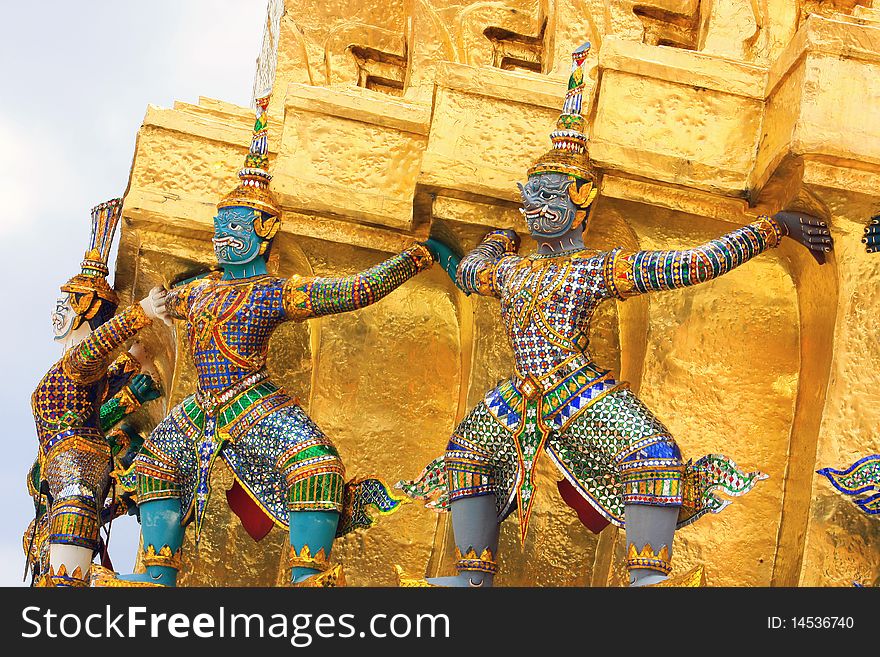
[36,565,89,587]
[394,566,492,587]
[645,565,707,588]
[428,574,492,587]
[90,565,167,588]
[291,564,345,587]
[630,572,669,587]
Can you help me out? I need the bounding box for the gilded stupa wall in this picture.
[115,0,880,586]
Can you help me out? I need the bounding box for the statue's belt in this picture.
[183,371,296,442]
[488,363,626,434]
[194,369,270,414]
[42,427,108,459]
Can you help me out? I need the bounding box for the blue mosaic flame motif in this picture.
[817,454,880,515]
[336,478,407,537]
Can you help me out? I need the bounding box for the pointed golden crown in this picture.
[218,89,281,222]
[291,564,346,587]
[627,543,670,561]
[289,544,330,572]
[61,198,124,307]
[37,564,89,587]
[626,543,672,575]
[454,547,498,574]
[528,42,595,184]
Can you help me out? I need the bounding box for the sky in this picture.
[0,1,269,586]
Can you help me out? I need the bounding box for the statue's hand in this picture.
[139,286,173,326]
[773,211,833,265]
[422,237,461,284]
[863,216,880,253]
[126,372,161,404]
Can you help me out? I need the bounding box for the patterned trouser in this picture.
[135,401,345,527]
[444,387,683,526]
[43,433,111,550]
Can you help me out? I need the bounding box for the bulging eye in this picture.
[229,222,241,230]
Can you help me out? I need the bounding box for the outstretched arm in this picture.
[282,244,434,320]
[160,277,208,322]
[455,229,521,297]
[605,213,831,299]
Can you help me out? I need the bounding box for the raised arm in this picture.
[605,216,786,299]
[61,303,153,384]
[455,230,521,297]
[605,212,833,299]
[282,244,434,320]
[104,351,141,400]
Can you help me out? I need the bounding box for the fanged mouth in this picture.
[212,235,246,251]
[521,205,562,223]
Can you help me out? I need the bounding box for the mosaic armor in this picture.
[135,246,434,541]
[405,220,777,543]
[31,305,152,553]
[25,374,156,581]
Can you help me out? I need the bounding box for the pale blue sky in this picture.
[0,1,268,585]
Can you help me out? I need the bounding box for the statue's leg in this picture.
[427,494,500,587]
[118,498,185,587]
[550,388,685,586]
[278,418,346,585]
[43,440,110,586]
[112,432,187,586]
[288,510,340,582]
[427,417,504,587]
[620,437,683,587]
[624,504,679,586]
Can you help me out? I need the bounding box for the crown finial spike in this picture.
[218,87,280,218]
[80,198,123,278]
[242,89,271,175]
[527,42,594,182]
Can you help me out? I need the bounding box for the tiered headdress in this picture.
[61,198,123,315]
[528,42,596,191]
[217,90,281,240]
